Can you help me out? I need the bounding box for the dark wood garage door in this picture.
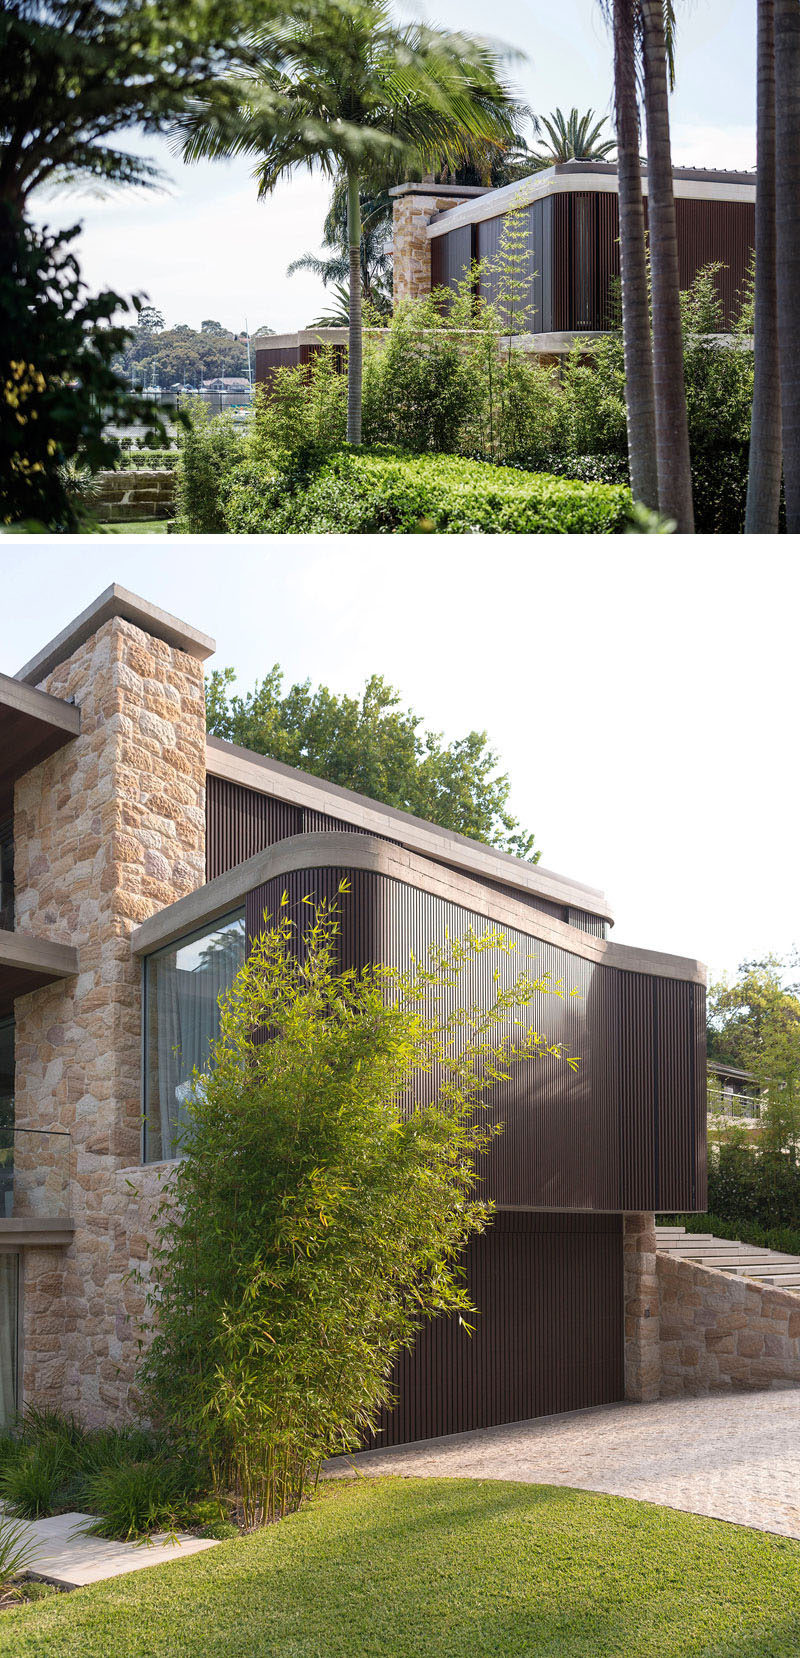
[369,1211,624,1448]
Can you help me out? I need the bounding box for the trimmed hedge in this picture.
[221,450,632,535]
[660,1212,800,1259]
[116,450,179,471]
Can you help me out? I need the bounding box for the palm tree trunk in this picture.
[613,0,658,509]
[641,0,694,532]
[747,0,782,533]
[775,0,800,531]
[346,171,363,446]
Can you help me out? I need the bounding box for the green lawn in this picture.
[104,521,172,535]
[1,1478,798,1658]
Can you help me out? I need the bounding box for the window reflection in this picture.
[144,911,245,1162]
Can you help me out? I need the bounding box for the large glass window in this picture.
[0,818,13,931]
[144,911,246,1163]
[0,1020,13,1220]
[0,1254,19,1428]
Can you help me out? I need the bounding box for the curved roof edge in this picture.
[130,832,705,986]
[206,735,614,925]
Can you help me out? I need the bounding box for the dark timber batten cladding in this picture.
[245,864,706,1214]
[206,773,600,929]
[432,191,755,332]
[367,1213,624,1446]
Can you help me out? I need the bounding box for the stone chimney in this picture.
[390,183,489,304]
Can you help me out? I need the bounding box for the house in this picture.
[254,160,756,385]
[0,586,707,1437]
[707,1059,762,1121]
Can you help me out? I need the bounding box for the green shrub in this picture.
[116,450,180,472]
[221,450,631,536]
[0,1439,77,1518]
[662,1212,800,1258]
[82,1459,188,1541]
[251,346,346,470]
[175,406,246,533]
[0,1515,37,1594]
[706,1141,800,1230]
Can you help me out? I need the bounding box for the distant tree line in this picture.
[119,310,274,388]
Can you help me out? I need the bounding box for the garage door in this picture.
[369,1211,624,1447]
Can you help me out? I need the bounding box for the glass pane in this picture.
[0,1255,18,1429]
[0,1020,13,1219]
[144,911,246,1163]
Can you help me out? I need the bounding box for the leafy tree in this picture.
[206,663,538,860]
[708,955,800,1154]
[1,215,163,529]
[529,107,616,168]
[120,319,250,387]
[201,319,226,334]
[0,0,239,217]
[178,0,522,444]
[141,886,574,1523]
[137,306,165,334]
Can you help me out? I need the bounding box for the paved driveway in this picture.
[327,1387,800,1540]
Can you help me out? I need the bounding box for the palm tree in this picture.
[609,0,658,509]
[746,0,781,535]
[179,0,521,444]
[529,107,616,169]
[775,0,800,532]
[641,0,694,531]
[288,182,393,315]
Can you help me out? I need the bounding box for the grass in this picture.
[103,521,172,535]
[0,1477,798,1657]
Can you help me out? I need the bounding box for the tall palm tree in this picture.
[529,106,616,169]
[287,182,393,315]
[610,0,658,509]
[746,0,781,535]
[641,0,694,531]
[179,0,521,444]
[775,0,800,532]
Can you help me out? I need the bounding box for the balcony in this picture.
[708,1085,762,1122]
[0,1127,72,1247]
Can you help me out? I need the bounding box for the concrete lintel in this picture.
[0,929,78,980]
[389,182,491,199]
[16,583,215,686]
[0,1218,74,1248]
[131,831,705,986]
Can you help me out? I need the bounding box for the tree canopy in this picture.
[708,955,800,1153]
[206,665,538,860]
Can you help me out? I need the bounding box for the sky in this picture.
[3,543,797,990]
[26,0,756,336]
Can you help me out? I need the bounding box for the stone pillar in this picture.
[391,186,484,305]
[623,1211,661,1402]
[13,611,207,1419]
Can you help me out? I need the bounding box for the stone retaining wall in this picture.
[92,470,176,523]
[657,1251,800,1396]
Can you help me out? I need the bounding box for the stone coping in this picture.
[253,328,608,357]
[130,830,706,986]
[16,583,215,685]
[205,735,612,919]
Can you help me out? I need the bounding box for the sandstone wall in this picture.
[392,192,474,304]
[658,1251,800,1397]
[623,1212,660,1403]
[92,470,176,524]
[13,614,206,1421]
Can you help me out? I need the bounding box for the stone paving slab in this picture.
[4,1510,219,1589]
[326,1388,800,1541]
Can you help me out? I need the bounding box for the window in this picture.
[0,818,13,931]
[0,1020,12,1220]
[0,1254,19,1429]
[143,911,246,1163]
